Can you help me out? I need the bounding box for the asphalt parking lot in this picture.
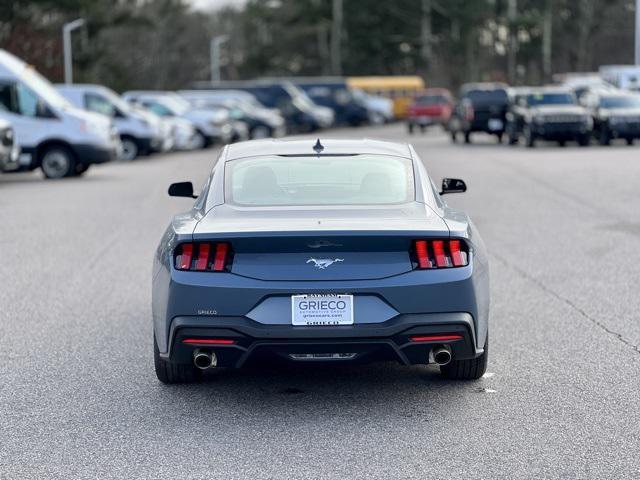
[1,123,639,479]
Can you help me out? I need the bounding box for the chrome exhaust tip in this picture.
[193,349,217,370]
[431,345,452,366]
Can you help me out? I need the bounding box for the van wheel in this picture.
[120,136,139,161]
[40,145,76,179]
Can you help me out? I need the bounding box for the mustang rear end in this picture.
[152,138,489,383]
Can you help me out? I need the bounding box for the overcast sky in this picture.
[188,0,247,11]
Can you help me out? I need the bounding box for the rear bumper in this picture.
[163,312,481,367]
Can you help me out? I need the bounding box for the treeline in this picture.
[0,0,635,91]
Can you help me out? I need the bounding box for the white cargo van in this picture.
[0,49,120,178]
[57,84,164,161]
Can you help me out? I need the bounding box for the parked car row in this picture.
[0,49,393,180]
[406,80,640,148]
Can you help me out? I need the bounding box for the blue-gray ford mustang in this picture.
[152,138,489,383]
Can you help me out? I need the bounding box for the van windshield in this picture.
[23,67,73,110]
[225,155,415,207]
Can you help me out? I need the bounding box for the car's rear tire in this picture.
[440,337,488,380]
[154,335,201,384]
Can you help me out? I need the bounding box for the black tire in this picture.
[598,128,611,146]
[154,335,201,384]
[626,138,634,145]
[75,163,90,176]
[558,140,566,147]
[40,145,76,179]
[440,336,488,380]
[524,124,536,148]
[464,131,471,144]
[578,134,590,147]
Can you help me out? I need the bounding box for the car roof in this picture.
[223,138,413,161]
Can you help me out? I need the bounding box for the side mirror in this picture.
[440,178,467,195]
[36,100,55,119]
[168,182,197,198]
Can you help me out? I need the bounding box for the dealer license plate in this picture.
[291,294,354,326]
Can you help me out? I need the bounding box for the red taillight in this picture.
[213,242,229,272]
[177,243,193,270]
[415,240,432,269]
[195,243,210,271]
[412,239,469,269]
[175,242,231,272]
[182,338,235,345]
[410,334,463,342]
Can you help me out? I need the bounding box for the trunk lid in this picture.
[192,202,449,281]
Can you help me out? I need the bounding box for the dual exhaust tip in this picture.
[431,345,452,366]
[193,349,217,370]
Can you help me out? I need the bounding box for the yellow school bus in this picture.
[347,76,426,118]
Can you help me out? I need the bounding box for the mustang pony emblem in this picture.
[306,258,344,269]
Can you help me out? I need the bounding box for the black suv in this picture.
[517,89,592,147]
[448,83,509,143]
[582,90,640,145]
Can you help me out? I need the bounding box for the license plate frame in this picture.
[291,294,354,326]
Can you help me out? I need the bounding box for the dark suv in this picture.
[582,90,640,145]
[518,88,592,147]
[448,83,509,143]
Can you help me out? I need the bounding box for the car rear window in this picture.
[225,155,415,206]
[415,95,448,105]
[465,89,508,104]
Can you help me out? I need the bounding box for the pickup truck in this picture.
[406,88,453,133]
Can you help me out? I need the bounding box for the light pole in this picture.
[636,0,640,64]
[63,18,85,84]
[210,35,228,83]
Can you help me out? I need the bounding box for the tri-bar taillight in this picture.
[413,239,469,269]
[174,242,231,272]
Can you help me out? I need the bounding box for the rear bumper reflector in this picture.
[182,338,236,345]
[409,334,463,343]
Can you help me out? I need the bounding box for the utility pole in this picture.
[63,18,85,84]
[636,0,640,64]
[507,0,517,83]
[421,0,432,69]
[331,0,343,75]
[210,35,228,83]
[542,0,553,80]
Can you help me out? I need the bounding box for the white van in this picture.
[0,49,120,178]
[57,84,165,161]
